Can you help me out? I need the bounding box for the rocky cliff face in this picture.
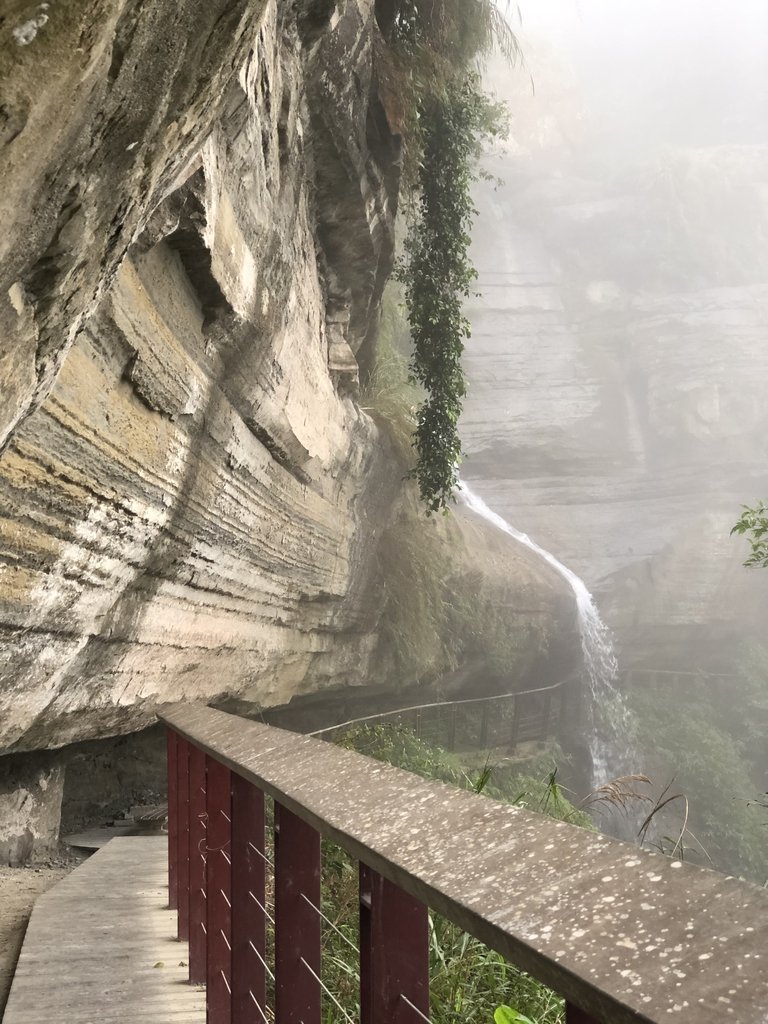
[0,0,405,755]
[461,101,768,669]
[0,0,575,818]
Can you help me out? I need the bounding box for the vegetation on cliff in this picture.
[377,0,517,512]
[374,499,553,691]
[362,290,558,695]
[399,80,501,512]
[732,501,768,568]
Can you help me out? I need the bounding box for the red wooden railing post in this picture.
[167,729,179,910]
[177,736,191,941]
[274,802,321,1024]
[360,863,430,1024]
[206,756,232,1024]
[189,744,208,984]
[231,774,267,1023]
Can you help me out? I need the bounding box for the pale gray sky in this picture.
[511,0,768,147]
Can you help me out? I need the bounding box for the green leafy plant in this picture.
[495,1007,535,1024]
[376,1,516,512]
[472,754,495,794]
[377,511,549,689]
[376,0,521,182]
[731,501,768,567]
[626,658,768,883]
[399,77,506,512]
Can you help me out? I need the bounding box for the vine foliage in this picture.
[732,501,768,567]
[399,77,501,512]
[380,0,516,512]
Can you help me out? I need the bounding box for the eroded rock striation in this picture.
[0,0,575,850]
[0,0,406,755]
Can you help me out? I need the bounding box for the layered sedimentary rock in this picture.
[0,753,63,864]
[0,0,405,755]
[0,0,575,788]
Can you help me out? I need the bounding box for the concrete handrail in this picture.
[160,704,768,1024]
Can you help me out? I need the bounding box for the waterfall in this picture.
[459,480,629,788]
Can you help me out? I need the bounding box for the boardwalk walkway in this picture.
[4,837,203,1023]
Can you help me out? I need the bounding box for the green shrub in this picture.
[627,656,768,883]
[374,1,515,512]
[731,501,768,567]
[398,76,507,512]
[376,509,550,690]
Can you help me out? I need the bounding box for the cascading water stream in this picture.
[459,481,631,789]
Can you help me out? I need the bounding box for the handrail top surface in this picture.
[160,704,768,1024]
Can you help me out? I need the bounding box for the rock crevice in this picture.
[0,0,577,873]
[0,0,403,754]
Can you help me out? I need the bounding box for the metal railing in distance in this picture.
[619,669,735,697]
[309,678,571,752]
[161,705,768,1024]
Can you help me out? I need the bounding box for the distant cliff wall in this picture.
[461,139,768,669]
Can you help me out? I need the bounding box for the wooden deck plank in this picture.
[62,824,143,849]
[3,837,204,1023]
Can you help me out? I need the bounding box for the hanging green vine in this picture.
[399,78,497,512]
[379,1,515,512]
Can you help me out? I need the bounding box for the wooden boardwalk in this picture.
[4,837,204,1023]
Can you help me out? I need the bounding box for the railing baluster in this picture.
[360,863,429,1024]
[161,708,768,1024]
[166,728,179,910]
[189,744,208,985]
[206,756,232,1024]
[510,696,521,753]
[479,702,490,748]
[177,736,191,942]
[274,802,321,1024]
[232,774,266,1023]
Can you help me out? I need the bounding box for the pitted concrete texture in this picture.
[162,705,768,1024]
[3,837,203,1023]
